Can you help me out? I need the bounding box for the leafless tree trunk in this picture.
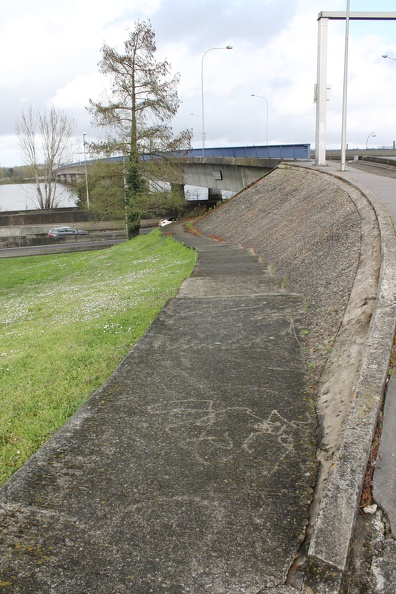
[15,107,77,209]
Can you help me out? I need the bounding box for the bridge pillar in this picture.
[315,15,329,166]
[171,183,185,198]
[208,188,223,203]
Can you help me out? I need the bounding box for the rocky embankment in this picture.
[197,164,376,390]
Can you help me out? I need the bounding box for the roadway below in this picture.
[0,228,157,258]
[0,239,125,258]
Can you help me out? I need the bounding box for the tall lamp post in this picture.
[82,132,90,209]
[382,56,396,149]
[251,94,269,156]
[366,131,376,149]
[340,0,351,172]
[201,46,233,157]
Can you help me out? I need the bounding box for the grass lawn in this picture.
[0,229,196,485]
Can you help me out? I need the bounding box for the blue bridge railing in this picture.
[181,144,311,161]
[56,144,311,173]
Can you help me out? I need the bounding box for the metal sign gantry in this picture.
[315,11,396,166]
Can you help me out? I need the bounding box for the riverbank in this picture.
[0,183,77,212]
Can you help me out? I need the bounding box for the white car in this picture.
[48,227,88,237]
[159,218,176,227]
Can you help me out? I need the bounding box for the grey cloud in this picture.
[115,0,299,51]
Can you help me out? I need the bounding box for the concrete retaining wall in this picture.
[196,164,396,591]
[0,207,90,227]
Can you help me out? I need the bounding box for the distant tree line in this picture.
[0,165,36,182]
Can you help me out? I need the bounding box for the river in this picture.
[0,184,77,212]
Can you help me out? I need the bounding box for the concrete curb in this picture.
[303,168,396,592]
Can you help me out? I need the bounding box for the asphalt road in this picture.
[348,159,396,178]
[0,239,126,258]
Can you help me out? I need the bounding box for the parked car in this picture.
[48,227,88,237]
[159,218,176,227]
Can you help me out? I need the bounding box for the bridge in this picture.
[55,144,311,197]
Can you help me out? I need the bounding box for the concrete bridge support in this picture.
[208,188,223,202]
[181,157,278,194]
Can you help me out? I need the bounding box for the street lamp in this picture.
[366,131,376,149]
[82,132,90,209]
[340,0,351,172]
[382,54,396,62]
[251,94,269,156]
[201,46,233,157]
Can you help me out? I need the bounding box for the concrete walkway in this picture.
[0,229,316,592]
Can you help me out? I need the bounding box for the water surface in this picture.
[0,184,77,212]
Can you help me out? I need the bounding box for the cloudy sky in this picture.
[1,0,396,166]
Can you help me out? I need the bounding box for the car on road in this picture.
[159,218,176,227]
[48,227,88,237]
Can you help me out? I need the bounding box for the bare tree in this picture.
[15,106,77,209]
[88,20,192,237]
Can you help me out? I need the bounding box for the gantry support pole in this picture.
[314,11,396,167]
